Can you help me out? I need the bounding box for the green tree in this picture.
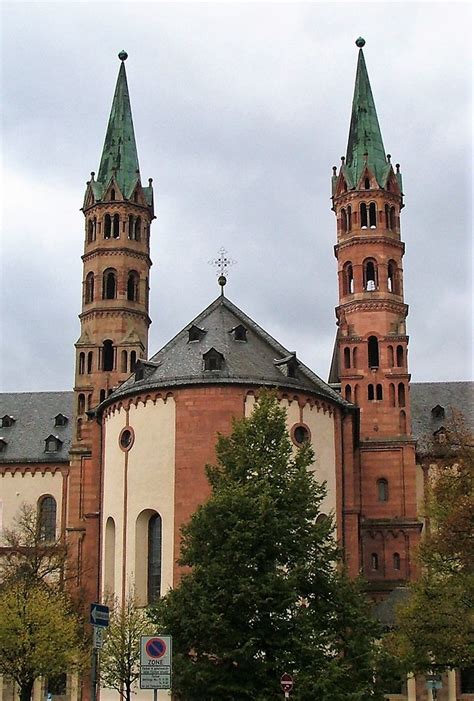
[151,391,387,700]
[99,588,153,701]
[0,504,86,701]
[388,412,474,672]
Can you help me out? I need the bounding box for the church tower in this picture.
[73,50,154,439]
[331,39,420,592]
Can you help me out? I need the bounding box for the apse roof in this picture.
[107,295,350,408]
[0,392,73,464]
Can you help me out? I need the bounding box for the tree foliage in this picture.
[99,588,153,701]
[0,504,86,701]
[388,412,474,672]
[150,391,388,700]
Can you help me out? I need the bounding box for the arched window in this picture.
[396,345,404,367]
[385,204,391,230]
[398,382,406,407]
[343,262,354,295]
[87,351,93,374]
[148,513,162,604]
[134,191,138,203]
[352,347,358,368]
[364,177,370,190]
[113,214,120,238]
[130,351,137,372]
[135,217,141,241]
[341,208,347,232]
[128,215,134,239]
[127,271,139,302]
[104,214,112,239]
[102,340,114,372]
[85,272,94,303]
[87,219,94,242]
[360,202,368,228]
[347,205,352,231]
[345,384,352,401]
[371,553,379,570]
[390,206,395,230]
[377,478,389,501]
[104,517,116,596]
[369,202,376,227]
[388,345,394,367]
[78,393,85,415]
[343,347,351,369]
[78,353,85,375]
[376,383,383,400]
[389,383,396,407]
[399,409,407,434]
[121,350,128,373]
[368,384,375,401]
[387,260,399,293]
[38,496,57,542]
[103,269,117,299]
[368,336,379,368]
[110,188,115,201]
[393,552,401,570]
[363,259,377,290]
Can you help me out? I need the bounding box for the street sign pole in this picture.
[91,648,98,701]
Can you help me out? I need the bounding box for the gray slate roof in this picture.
[108,295,350,408]
[0,392,73,464]
[410,381,474,452]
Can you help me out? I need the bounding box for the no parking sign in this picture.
[140,635,172,689]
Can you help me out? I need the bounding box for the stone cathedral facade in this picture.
[1,41,473,701]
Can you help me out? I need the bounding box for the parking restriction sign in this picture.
[140,636,172,690]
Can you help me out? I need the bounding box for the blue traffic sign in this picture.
[90,603,109,628]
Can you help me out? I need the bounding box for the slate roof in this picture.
[107,295,350,408]
[0,392,73,464]
[410,381,474,453]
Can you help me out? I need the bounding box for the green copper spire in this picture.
[345,38,388,187]
[97,51,140,197]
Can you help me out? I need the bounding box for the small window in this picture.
[368,336,379,368]
[364,177,370,189]
[343,347,351,369]
[343,263,354,295]
[188,325,206,343]
[78,394,85,415]
[148,513,162,604]
[78,352,85,375]
[0,415,15,428]
[87,351,93,374]
[85,272,95,303]
[44,435,62,453]
[396,345,404,367]
[113,213,120,238]
[347,205,352,231]
[341,208,347,232]
[102,340,114,372]
[103,269,117,300]
[119,427,134,451]
[135,216,141,241]
[377,478,389,502]
[121,350,128,373]
[54,413,68,427]
[230,325,247,342]
[110,188,115,201]
[389,383,396,407]
[360,202,368,228]
[130,351,137,372]
[369,202,376,227]
[388,345,394,367]
[38,495,57,542]
[104,213,112,239]
[363,259,377,291]
[292,424,310,446]
[368,384,375,401]
[393,552,401,570]
[431,404,445,419]
[127,271,139,302]
[371,553,378,570]
[376,384,383,400]
[203,348,224,371]
[345,384,352,401]
[398,382,406,407]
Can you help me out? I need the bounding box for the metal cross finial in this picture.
[209,248,236,296]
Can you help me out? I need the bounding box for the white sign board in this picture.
[93,626,104,649]
[140,635,172,690]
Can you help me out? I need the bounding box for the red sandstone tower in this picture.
[330,38,421,594]
[67,52,154,608]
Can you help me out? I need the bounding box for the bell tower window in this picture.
[127,271,139,302]
[87,351,93,374]
[85,272,94,303]
[363,259,377,291]
[104,214,112,239]
[341,208,347,232]
[396,345,404,367]
[135,217,141,241]
[343,262,354,295]
[398,383,406,407]
[368,336,379,368]
[364,177,370,189]
[343,347,351,369]
[360,202,368,228]
[102,340,115,372]
[113,214,120,238]
[377,478,389,502]
[110,188,115,201]
[103,269,117,299]
[388,260,399,293]
[369,202,376,227]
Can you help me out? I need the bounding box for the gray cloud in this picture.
[0,2,472,392]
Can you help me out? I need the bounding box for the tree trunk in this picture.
[20,679,34,701]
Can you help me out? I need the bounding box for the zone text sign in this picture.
[140,635,172,690]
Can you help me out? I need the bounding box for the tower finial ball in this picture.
[355,37,366,48]
[118,50,128,61]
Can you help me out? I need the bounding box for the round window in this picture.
[119,427,134,451]
[292,424,310,446]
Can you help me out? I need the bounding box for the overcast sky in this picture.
[0,1,472,393]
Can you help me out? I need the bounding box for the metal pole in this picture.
[153,689,158,701]
[91,648,97,701]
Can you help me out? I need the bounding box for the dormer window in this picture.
[0,438,7,452]
[44,435,62,453]
[230,325,247,342]
[188,325,206,343]
[54,413,68,427]
[0,415,15,428]
[274,353,299,378]
[431,405,445,419]
[135,364,144,381]
[203,348,225,371]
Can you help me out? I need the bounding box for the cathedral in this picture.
[0,40,472,701]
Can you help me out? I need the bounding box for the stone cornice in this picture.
[335,236,405,254]
[82,248,152,266]
[82,201,153,217]
[79,308,151,326]
[338,299,408,316]
[0,463,69,475]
